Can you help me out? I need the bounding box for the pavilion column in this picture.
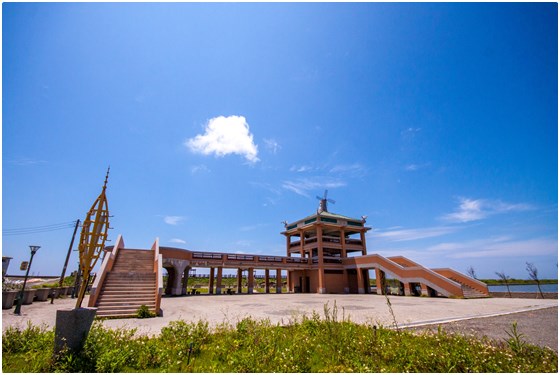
[236,268,243,294]
[317,225,326,294]
[216,267,223,295]
[208,267,215,294]
[276,269,282,293]
[364,270,371,293]
[375,268,385,295]
[286,234,291,256]
[248,268,254,294]
[299,229,305,258]
[265,269,270,293]
[403,282,412,296]
[357,268,365,294]
[287,270,292,292]
[340,229,347,258]
[420,283,429,296]
[360,230,367,255]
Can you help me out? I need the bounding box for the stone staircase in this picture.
[95,249,157,318]
[461,284,490,299]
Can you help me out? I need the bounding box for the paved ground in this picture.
[410,306,557,351]
[3,293,557,344]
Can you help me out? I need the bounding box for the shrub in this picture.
[136,305,155,319]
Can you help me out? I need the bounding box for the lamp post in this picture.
[14,245,40,315]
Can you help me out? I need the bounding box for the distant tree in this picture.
[466,266,477,279]
[525,262,544,298]
[495,271,512,297]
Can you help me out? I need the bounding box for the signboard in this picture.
[20,261,29,271]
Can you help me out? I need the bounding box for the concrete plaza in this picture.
[2,293,557,337]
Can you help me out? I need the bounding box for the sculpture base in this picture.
[54,307,97,354]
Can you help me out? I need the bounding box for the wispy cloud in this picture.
[282,177,346,197]
[371,226,459,242]
[163,216,185,225]
[405,162,430,171]
[169,238,187,245]
[329,163,367,177]
[430,237,557,259]
[442,197,534,223]
[239,223,268,232]
[7,158,48,166]
[185,115,259,163]
[190,164,210,174]
[290,165,314,173]
[263,138,281,154]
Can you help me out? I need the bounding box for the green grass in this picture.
[3,309,557,373]
[479,278,557,285]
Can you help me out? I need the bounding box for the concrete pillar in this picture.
[375,268,385,295]
[299,229,305,258]
[265,269,270,293]
[237,268,243,294]
[343,269,350,294]
[248,268,254,294]
[340,229,347,258]
[364,270,371,294]
[360,230,367,255]
[420,283,429,296]
[276,269,282,293]
[208,267,215,294]
[357,268,365,294]
[317,225,326,294]
[181,267,190,295]
[216,267,223,295]
[403,283,412,296]
[172,264,186,296]
[287,270,292,292]
[286,234,291,256]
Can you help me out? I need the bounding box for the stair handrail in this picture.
[88,234,124,307]
[152,238,163,316]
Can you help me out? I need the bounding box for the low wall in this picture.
[490,291,557,299]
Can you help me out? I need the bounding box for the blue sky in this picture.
[3,2,557,279]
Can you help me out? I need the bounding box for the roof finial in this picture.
[103,166,110,189]
[316,190,335,213]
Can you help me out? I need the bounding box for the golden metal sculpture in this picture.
[75,169,111,308]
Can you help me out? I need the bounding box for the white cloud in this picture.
[329,163,367,177]
[185,115,259,163]
[442,197,534,223]
[438,237,558,259]
[263,138,281,154]
[169,238,187,245]
[290,165,313,173]
[405,162,430,171]
[282,178,346,197]
[164,216,184,225]
[190,164,210,174]
[371,226,459,242]
[8,158,48,166]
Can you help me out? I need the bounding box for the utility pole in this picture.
[51,219,80,304]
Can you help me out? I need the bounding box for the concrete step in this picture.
[98,296,156,303]
[97,300,155,307]
[96,307,156,318]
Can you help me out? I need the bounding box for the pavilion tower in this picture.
[281,193,371,294]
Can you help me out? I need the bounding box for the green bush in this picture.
[136,305,155,319]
